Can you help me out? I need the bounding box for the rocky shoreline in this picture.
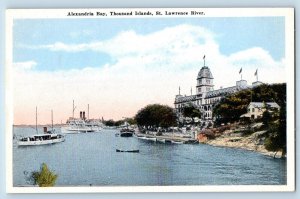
[205,130,284,158]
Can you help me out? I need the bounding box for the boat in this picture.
[116,149,139,153]
[171,140,184,144]
[157,138,166,143]
[61,119,97,134]
[61,100,101,134]
[119,128,134,137]
[18,134,65,146]
[18,108,65,146]
[119,122,134,137]
[137,136,157,142]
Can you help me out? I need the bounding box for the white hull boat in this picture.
[18,134,65,146]
[137,136,157,142]
[18,108,65,146]
[61,119,101,134]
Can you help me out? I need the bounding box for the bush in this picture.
[31,163,58,187]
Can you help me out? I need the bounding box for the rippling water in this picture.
[13,127,286,186]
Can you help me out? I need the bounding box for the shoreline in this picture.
[205,132,284,158]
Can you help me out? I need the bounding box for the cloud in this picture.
[13,61,37,70]
[13,24,286,124]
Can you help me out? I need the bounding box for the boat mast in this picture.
[72,100,74,118]
[51,109,54,132]
[88,104,89,120]
[36,106,38,134]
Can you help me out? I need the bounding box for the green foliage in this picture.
[262,109,272,128]
[31,163,57,187]
[104,118,136,126]
[213,89,251,124]
[265,105,286,155]
[213,83,286,126]
[135,104,177,129]
[125,117,137,125]
[182,104,202,118]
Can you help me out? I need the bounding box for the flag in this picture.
[254,69,258,76]
[239,68,242,74]
[203,55,205,59]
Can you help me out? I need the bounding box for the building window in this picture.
[252,108,255,112]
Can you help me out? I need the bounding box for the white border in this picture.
[5,8,295,193]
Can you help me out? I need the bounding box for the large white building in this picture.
[174,60,262,123]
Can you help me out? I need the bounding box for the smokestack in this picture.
[83,111,86,120]
[80,111,83,119]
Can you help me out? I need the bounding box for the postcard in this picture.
[5,8,295,193]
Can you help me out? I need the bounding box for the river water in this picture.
[13,127,286,186]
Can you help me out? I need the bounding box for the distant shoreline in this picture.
[13,124,65,128]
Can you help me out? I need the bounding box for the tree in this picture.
[135,104,177,129]
[213,89,251,125]
[213,83,286,126]
[262,109,271,128]
[31,163,58,187]
[264,105,286,157]
[182,103,202,119]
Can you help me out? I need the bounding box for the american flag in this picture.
[239,68,242,74]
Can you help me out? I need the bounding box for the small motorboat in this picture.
[137,136,157,142]
[171,140,184,144]
[116,149,139,153]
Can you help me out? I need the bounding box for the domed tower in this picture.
[196,58,214,96]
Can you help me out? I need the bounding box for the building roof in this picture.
[248,102,280,109]
[175,95,196,104]
[206,86,242,98]
[197,66,213,79]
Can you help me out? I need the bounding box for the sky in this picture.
[12,17,286,125]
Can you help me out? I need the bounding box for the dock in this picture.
[134,132,198,144]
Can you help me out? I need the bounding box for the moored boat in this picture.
[137,136,157,142]
[61,100,101,134]
[18,108,65,146]
[171,140,184,144]
[61,119,97,134]
[116,149,139,153]
[120,128,134,137]
[18,134,65,146]
[157,138,166,143]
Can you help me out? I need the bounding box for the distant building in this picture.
[174,57,263,124]
[241,102,280,119]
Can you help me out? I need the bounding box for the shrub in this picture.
[31,163,58,187]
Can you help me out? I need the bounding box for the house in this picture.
[240,102,280,119]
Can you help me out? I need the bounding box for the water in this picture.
[13,127,287,186]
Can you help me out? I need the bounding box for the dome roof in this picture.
[197,66,213,79]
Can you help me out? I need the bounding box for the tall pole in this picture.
[36,106,38,134]
[203,55,206,66]
[72,100,74,118]
[51,109,53,132]
[88,104,89,120]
